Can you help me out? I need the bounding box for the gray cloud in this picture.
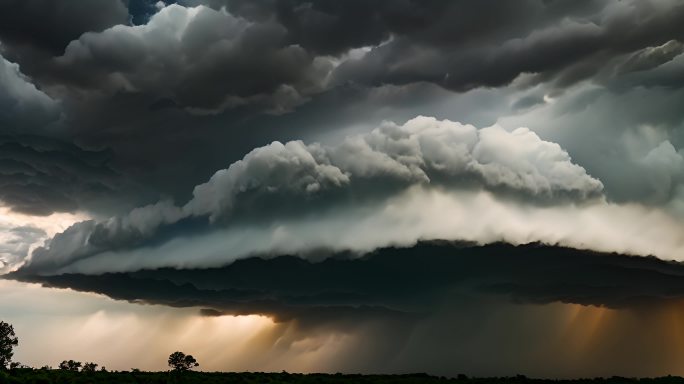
[0,224,46,273]
[0,135,126,216]
[330,0,684,90]
[0,0,128,55]
[0,53,132,216]
[499,73,684,206]
[44,4,332,114]
[197,0,605,55]
[616,40,684,75]
[0,54,60,132]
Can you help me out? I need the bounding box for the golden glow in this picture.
[561,304,612,353]
[8,279,684,376]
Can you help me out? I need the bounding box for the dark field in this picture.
[3,371,684,384]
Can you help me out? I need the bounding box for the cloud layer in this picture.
[16,116,608,275]
[18,242,684,318]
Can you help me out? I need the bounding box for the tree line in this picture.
[0,320,198,372]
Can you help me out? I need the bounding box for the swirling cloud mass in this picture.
[2,0,684,377]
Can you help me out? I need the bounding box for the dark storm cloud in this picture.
[50,0,676,104]
[21,0,684,116]
[199,0,605,55]
[12,242,684,322]
[0,52,131,215]
[0,0,129,55]
[332,0,684,92]
[0,135,124,215]
[0,53,60,132]
[39,4,332,114]
[0,0,683,219]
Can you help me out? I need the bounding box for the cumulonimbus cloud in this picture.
[16,116,605,275]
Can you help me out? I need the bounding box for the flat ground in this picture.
[3,370,684,384]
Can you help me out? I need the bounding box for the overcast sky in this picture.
[2,0,684,377]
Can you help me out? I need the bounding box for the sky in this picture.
[2,0,684,377]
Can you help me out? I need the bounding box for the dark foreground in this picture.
[4,370,684,384]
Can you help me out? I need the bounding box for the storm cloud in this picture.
[2,0,684,298]
[0,0,129,55]
[41,4,333,113]
[4,1,684,377]
[0,53,60,132]
[0,0,682,219]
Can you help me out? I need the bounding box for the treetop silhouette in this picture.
[168,351,199,372]
[0,321,18,370]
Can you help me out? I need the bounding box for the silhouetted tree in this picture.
[167,351,199,371]
[10,361,30,369]
[82,362,98,373]
[58,360,82,372]
[0,321,18,370]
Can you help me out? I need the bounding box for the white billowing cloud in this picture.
[20,116,606,274]
[186,141,351,219]
[469,126,602,197]
[0,54,60,130]
[117,199,185,236]
[187,116,603,219]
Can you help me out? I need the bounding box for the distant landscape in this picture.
[6,370,684,384]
